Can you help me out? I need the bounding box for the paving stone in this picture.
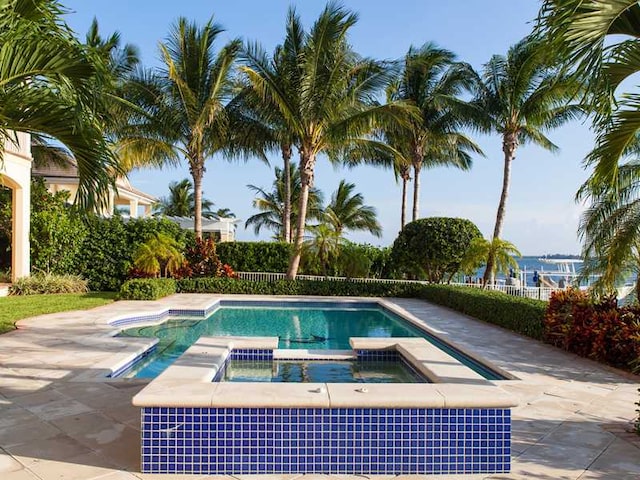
[0,419,62,448]
[22,397,93,421]
[6,433,93,467]
[26,452,120,480]
[0,449,23,473]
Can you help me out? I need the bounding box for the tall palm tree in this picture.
[472,38,582,284]
[324,180,382,238]
[386,43,483,222]
[117,18,248,238]
[0,0,117,208]
[241,2,411,278]
[155,179,216,219]
[236,9,305,243]
[245,165,323,241]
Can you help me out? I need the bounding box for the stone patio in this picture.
[0,294,638,479]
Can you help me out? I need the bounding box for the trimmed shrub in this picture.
[390,218,482,282]
[543,289,640,370]
[216,242,292,272]
[176,277,424,297]
[10,273,89,295]
[74,216,191,291]
[418,285,547,340]
[118,278,177,300]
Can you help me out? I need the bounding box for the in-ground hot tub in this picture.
[133,336,516,475]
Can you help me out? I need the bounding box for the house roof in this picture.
[33,157,158,203]
[163,215,240,233]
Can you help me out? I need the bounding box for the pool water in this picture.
[118,304,504,380]
[220,359,428,383]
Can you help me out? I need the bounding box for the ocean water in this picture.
[467,256,584,286]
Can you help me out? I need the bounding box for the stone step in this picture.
[0,284,9,297]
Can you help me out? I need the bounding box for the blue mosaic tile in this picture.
[229,349,274,361]
[356,349,400,361]
[140,406,511,474]
[109,344,158,378]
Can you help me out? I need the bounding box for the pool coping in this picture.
[82,294,516,383]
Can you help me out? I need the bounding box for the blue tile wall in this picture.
[229,349,274,361]
[140,406,511,474]
[356,349,400,361]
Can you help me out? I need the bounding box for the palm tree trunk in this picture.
[412,161,421,222]
[400,166,410,230]
[483,131,517,285]
[287,153,315,279]
[191,160,204,240]
[282,144,292,243]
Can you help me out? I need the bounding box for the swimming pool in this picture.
[117,301,505,380]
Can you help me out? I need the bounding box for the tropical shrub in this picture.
[133,233,184,278]
[30,189,87,275]
[184,237,223,277]
[390,218,482,281]
[10,273,89,295]
[118,278,177,300]
[216,242,293,272]
[544,289,640,371]
[74,216,191,291]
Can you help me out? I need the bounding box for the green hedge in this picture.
[216,242,292,272]
[176,277,424,297]
[418,285,546,340]
[119,278,177,300]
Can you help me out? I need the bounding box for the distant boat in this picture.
[536,257,588,289]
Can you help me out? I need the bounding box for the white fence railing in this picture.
[448,282,560,301]
[236,272,560,300]
[237,271,428,285]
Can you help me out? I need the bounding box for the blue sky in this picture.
[63,0,593,255]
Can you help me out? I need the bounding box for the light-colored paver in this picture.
[0,293,637,480]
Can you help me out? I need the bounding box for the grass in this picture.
[0,292,117,334]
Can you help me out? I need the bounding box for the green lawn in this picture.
[0,292,117,334]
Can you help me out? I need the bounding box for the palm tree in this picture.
[155,179,216,219]
[303,223,343,276]
[0,0,117,208]
[472,38,582,284]
[241,3,411,278]
[538,1,640,296]
[117,17,249,238]
[386,43,483,222]
[245,165,323,241]
[215,208,235,218]
[578,150,640,297]
[133,232,184,278]
[460,237,521,286]
[324,180,382,238]
[236,9,305,243]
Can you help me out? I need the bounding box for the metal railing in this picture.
[236,272,559,300]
